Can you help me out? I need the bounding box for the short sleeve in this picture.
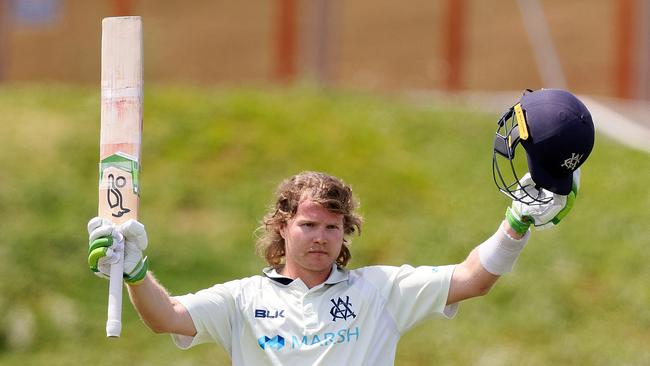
[170,283,238,353]
[361,264,457,333]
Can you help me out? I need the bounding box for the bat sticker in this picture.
[107,173,131,217]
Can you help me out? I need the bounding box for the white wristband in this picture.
[478,226,531,275]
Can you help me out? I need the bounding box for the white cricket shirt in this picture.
[172,264,458,365]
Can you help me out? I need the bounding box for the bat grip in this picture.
[106,248,124,337]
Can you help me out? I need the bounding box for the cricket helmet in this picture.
[492,88,595,204]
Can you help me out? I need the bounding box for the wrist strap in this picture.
[478,227,530,275]
[125,257,149,285]
[505,207,531,235]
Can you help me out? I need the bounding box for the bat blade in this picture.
[99,16,143,338]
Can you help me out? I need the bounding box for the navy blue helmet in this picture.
[493,89,595,204]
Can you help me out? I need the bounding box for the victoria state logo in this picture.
[561,153,583,171]
[258,335,285,350]
[330,296,356,321]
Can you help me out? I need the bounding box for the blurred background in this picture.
[1,0,649,96]
[0,0,649,365]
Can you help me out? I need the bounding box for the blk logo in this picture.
[255,309,285,319]
[330,296,356,321]
[258,335,285,350]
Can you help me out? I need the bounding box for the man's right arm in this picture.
[127,272,197,336]
[87,217,197,337]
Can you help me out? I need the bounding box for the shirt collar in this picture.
[262,263,349,286]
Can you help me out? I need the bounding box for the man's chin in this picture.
[304,256,335,271]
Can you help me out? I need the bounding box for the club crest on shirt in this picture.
[330,296,356,321]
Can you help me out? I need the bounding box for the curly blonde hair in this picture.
[256,171,362,268]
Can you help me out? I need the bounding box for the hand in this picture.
[87,217,149,284]
[505,170,580,234]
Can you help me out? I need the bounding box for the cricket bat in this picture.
[99,16,143,338]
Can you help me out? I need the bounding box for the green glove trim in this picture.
[551,190,576,225]
[572,180,579,198]
[506,207,531,235]
[88,237,112,253]
[88,247,109,272]
[124,257,149,285]
[88,237,113,272]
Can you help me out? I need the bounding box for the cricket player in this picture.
[88,89,594,365]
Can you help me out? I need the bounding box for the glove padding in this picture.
[87,217,149,284]
[506,169,580,234]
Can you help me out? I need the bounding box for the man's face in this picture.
[280,200,345,279]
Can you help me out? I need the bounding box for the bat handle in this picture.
[106,247,124,337]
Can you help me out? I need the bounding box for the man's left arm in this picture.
[447,169,580,305]
[447,221,525,305]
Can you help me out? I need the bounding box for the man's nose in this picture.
[312,227,327,244]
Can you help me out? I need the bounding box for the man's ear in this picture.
[279,223,287,240]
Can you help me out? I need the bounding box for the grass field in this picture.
[0,85,648,365]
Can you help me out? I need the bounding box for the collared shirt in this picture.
[171,263,457,366]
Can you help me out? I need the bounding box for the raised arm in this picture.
[447,170,580,305]
[127,273,196,336]
[447,221,525,305]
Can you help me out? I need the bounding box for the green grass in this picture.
[0,84,648,365]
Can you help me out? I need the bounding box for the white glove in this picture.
[506,169,580,234]
[87,217,149,284]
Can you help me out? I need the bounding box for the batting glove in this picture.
[87,217,149,284]
[506,169,580,235]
